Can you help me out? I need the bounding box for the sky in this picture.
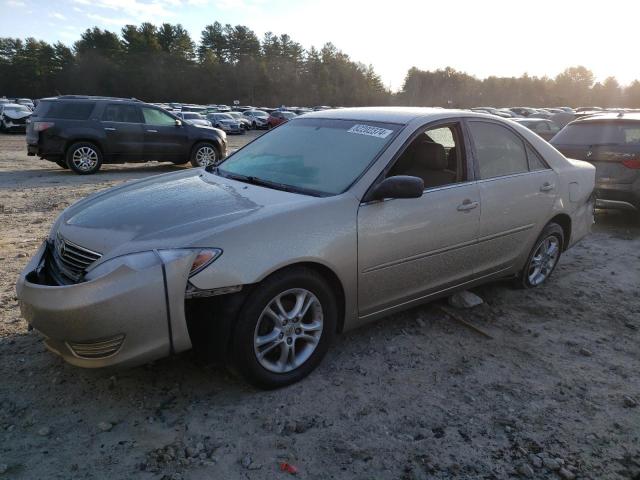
[1,0,638,91]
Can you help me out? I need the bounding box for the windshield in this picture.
[217,118,401,195]
[249,110,268,118]
[217,114,233,120]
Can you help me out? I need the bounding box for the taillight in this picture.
[622,159,640,169]
[33,121,55,132]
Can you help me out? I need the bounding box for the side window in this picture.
[468,121,529,179]
[102,104,141,123]
[47,101,95,120]
[525,144,548,171]
[387,123,466,189]
[142,107,176,126]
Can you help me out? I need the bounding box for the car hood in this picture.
[55,169,315,258]
[2,110,31,120]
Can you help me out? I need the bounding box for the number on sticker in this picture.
[348,124,393,139]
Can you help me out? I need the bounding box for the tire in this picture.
[518,222,564,288]
[55,159,69,169]
[231,267,337,389]
[190,142,219,168]
[65,142,102,175]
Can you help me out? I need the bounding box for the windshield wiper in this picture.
[211,168,326,196]
[214,170,299,193]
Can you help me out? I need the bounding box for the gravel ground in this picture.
[0,132,639,480]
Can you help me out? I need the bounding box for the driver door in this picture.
[357,122,481,318]
[140,107,189,160]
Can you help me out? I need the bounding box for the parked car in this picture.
[511,118,561,140]
[0,103,32,132]
[267,110,296,128]
[181,105,207,114]
[509,107,539,117]
[26,95,227,174]
[176,112,212,128]
[243,109,270,129]
[207,113,245,134]
[14,98,35,110]
[17,107,595,388]
[227,111,251,130]
[551,113,640,214]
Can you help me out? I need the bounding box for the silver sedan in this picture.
[16,108,596,388]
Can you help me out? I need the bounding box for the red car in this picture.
[267,110,297,128]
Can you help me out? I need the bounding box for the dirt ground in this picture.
[0,132,639,480]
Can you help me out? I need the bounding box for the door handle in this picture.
[104,127,116,131]
[540,182,555,192]
[457,200,479,211]
[146,129,158,133]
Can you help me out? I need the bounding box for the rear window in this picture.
[35,101,96,120]
[552,122,640,146]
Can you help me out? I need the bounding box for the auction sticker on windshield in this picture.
[348,124,393,139]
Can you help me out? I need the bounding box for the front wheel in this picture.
[518,222,564,288]
[232,268,337,389]
[190,142,219,168]
[65,142,102,175]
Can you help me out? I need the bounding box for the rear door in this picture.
[140,106,189,160]
[100,103,144,158]
[466,120,558,275]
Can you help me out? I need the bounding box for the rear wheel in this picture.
[66,142,102,175]
[232,268,337,389]
[190,142,219,168]
[518,222,564,288]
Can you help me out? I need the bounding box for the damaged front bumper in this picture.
[16,242,194,368]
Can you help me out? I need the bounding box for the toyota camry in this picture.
[17,108,595,388]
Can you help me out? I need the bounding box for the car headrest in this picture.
[414,142,447,170]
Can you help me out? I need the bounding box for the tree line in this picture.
[1,22,640,108]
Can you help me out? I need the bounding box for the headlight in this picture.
[84,248,222,281]
[84,251,158,281]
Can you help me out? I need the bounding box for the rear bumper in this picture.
[595,182,640,211]
[16,242,193,368]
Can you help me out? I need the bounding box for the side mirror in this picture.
[369,175,424,201]
[175,119,182,126]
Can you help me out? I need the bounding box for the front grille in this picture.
[5,116,28,125]
[51,233,102,282]
[67,335,125,359]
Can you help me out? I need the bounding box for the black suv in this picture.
[551,113,640,214]
[27,96,227,174]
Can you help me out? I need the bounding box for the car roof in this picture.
[299,106,490,124]
[572,113,640,124]
[40,95,143,104]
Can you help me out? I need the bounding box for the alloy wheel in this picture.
[71,146,98,172]
[253,288,324,373]
[195,145,217,167]
[528,236,560,286]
